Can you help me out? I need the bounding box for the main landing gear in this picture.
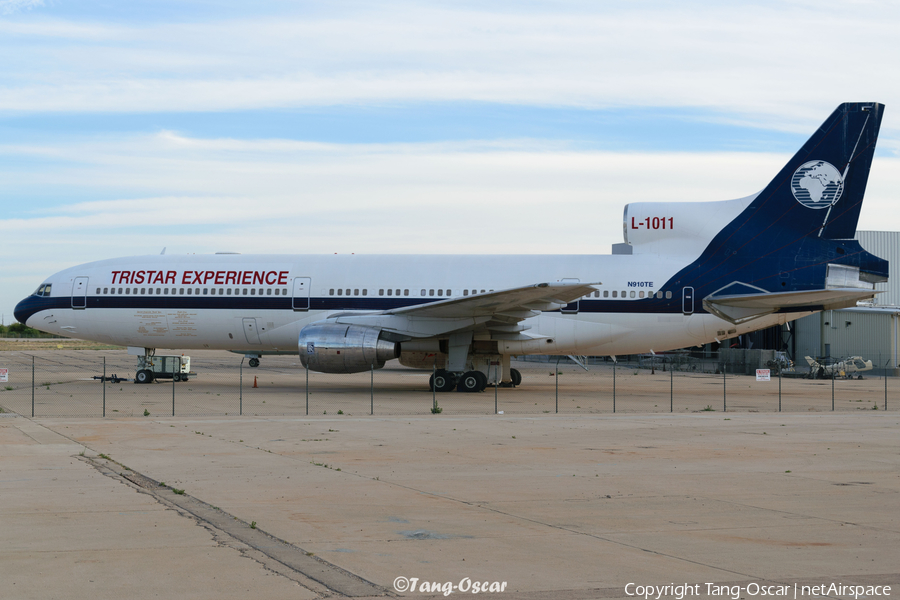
[429,368,522,393]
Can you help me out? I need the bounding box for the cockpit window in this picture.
[34,284,51,297]
[35,285,45,296]
[42,284,51,297]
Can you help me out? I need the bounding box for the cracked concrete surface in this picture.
[1,410,898,599]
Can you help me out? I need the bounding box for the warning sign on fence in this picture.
[756,369,770,382]
[0,368,8,383]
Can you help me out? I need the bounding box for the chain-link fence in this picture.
[0,349,895,418]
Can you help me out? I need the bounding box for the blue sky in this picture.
[2,0,900,323]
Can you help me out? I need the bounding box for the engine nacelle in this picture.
[298,323,399,374]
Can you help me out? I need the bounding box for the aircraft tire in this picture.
[457,371,484,393]
[249,358,260,368]
[431,370,456,393]
[510,368,522,386]
[136,369,154,384]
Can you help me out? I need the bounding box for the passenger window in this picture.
[603,290,609,298]
[421,289,426,296]
[204,288,209,295]
[362,289,367,296]
[119,288,123,294]
[163,288,169,295]
[354,289,359,296]
[404,289,409,296]
[220,288,224,295]
[387,289,392,296]
[337,289,342,296]
[630,291,635,298]
[227,289,232,295]
[666,291,672,299]
[639,291,644,298]
[621,290,626,298]
[395,289,400,296]
[429,289,434,296]
[103,288,108,294]
[379,289,384,296]
[612,291,617,298]
[187,288,192,295]
[463,290,469,296]
[329,289,334,295]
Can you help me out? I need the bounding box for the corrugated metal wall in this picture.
[856,231,900,307]
[793,309,898,367]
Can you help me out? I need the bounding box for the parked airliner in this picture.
[15,103,888,392]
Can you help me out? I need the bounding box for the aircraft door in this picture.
[292,277,311,311]
[243,318,261,345]
[682,286,694,315]
[560,278,580,314]
[72,277,89,309]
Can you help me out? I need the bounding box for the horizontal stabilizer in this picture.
[704,288,878,324]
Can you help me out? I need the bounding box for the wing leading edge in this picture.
[328,281,600,338]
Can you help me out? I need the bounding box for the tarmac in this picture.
[2,404,898,599]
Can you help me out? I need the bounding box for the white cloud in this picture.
[1,2,898,131]
[0,0,42,16]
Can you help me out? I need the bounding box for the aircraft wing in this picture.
[329,281,599,338]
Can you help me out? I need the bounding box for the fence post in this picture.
[172,360,176,417]
[239,358,243,416]
[885,357,889,412]
[31,355,35,418]
[778,361,782,412]
[723,353,727,413]
[555,356,561,414]
[670,359,673,413]
[102,356,106,418]
[831,370,835,411]
[494,363,498,415]
[432,361,437,414]
[370,362,374,416]
[612,357,616,413]
[305,360,309,416]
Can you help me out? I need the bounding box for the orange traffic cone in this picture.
[253,376,258,388]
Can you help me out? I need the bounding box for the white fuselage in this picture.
[21,252,798,357]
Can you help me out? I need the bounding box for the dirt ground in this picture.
[0,349,893,418]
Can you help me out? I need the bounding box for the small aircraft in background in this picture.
[804,355,873,379]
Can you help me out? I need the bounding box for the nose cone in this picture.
[14,295,41,326]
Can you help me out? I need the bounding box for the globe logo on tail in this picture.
[790,160,844,209]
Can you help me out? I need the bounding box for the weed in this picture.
[336,468,341,471]
[328,429,337,432]
[99,453,111,460]
[143,409,150,416]
[873,404,879,410]
[337,409,343,415]
[250,521,257,529]
[4,386,12,391]
[702,405,715,411]
[79,448,85,456]
[785,470,791,473]
[511,435,516,439]
[159,482,166,486]
[172,488,185,495]
[431,402,442,414]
